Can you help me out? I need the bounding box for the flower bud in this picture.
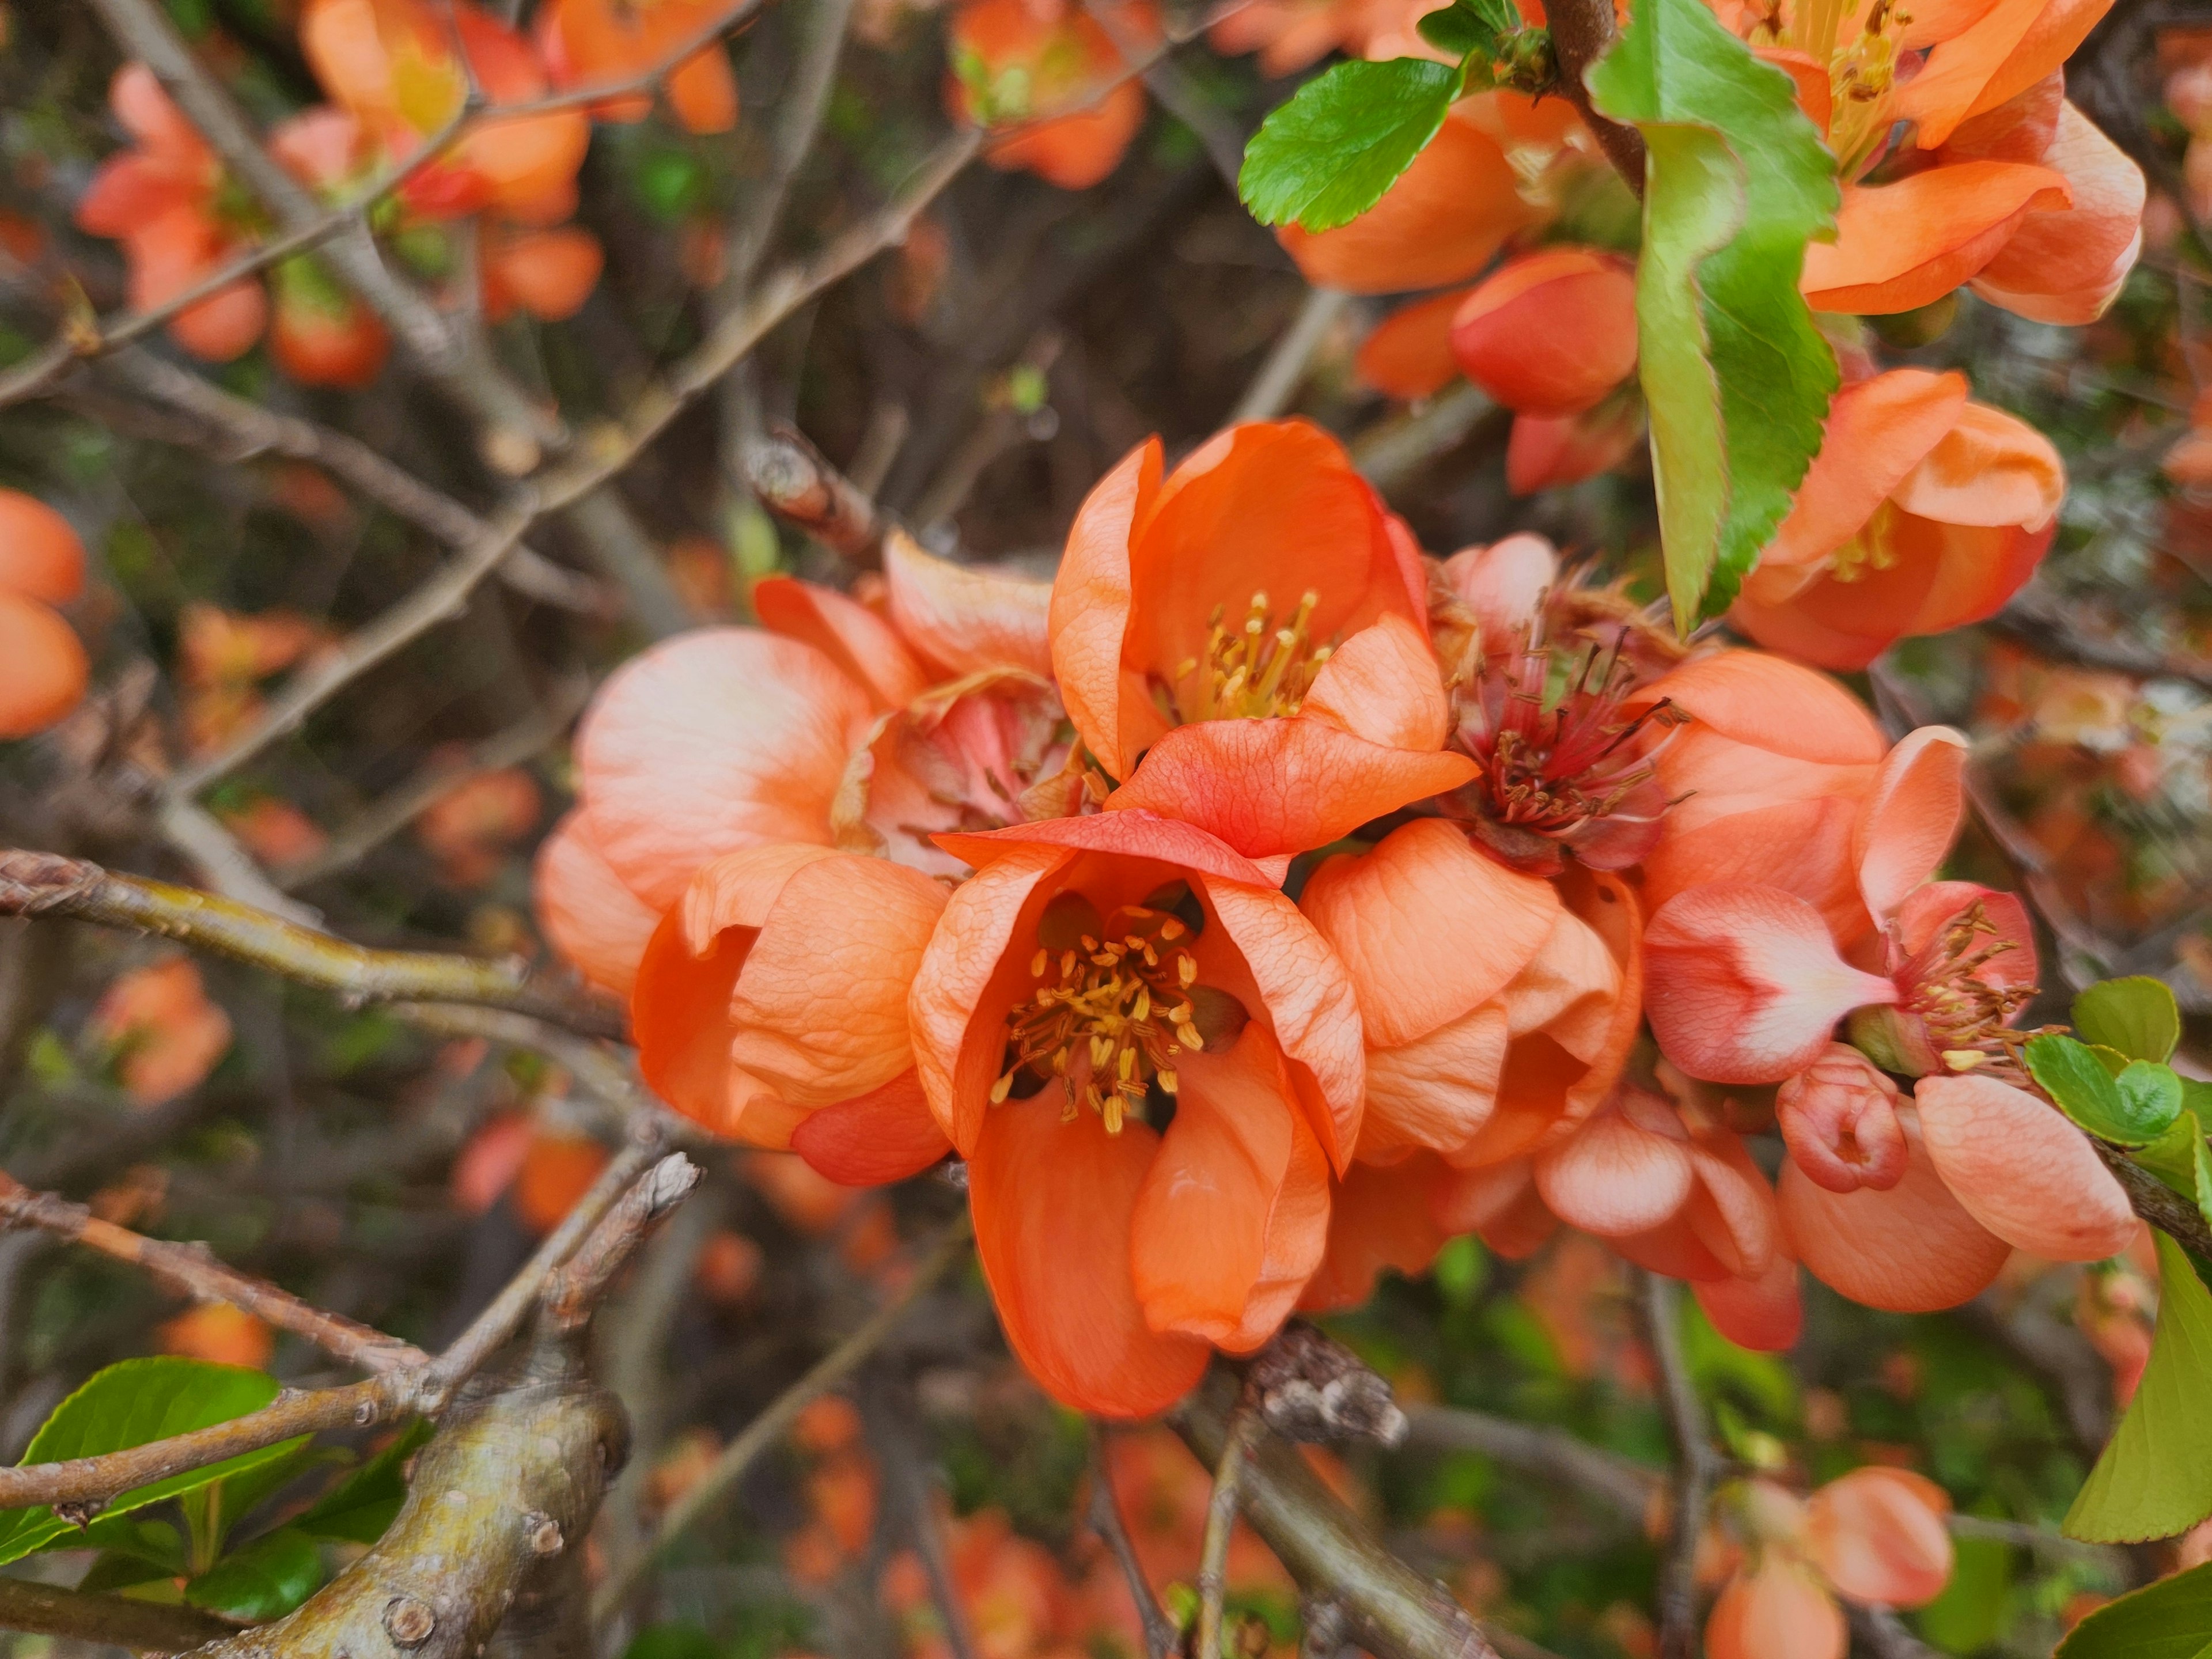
[1777,1043,1906,1194]
[1450,247,1638,415]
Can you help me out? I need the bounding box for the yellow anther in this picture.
[1030,948,1047,977]
[1179,956,1198,987]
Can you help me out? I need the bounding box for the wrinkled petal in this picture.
[1912,1074,2138,1261]
[789,1070,955,1185]
[937,807,1275,887]
[1854,726,1969,922]
[1893,0,2109,147]
[1533,1090,1696,1236]
[1777,1044,1908,1193]
[1804,1468,1955,1608]
[1301,613,1452,752]
[1768,370,1968,573]
[1048,438,1161,775]
[1969,102,2144,323]
[1361,1004,1509,1156]
[1435,1158,1557,1257]
[533,809,660,998]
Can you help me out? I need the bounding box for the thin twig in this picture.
[545,1154,702,1328]
[1543,0,1647,194]
[590,1214,974,1623]
[1638,1272,1715,1659]
[1089,1426,1180,1659]
[0,1171,427,1373]
[0,1574,241,1650]
[1401,1405,1660,1528]
[0,849,626,1039]
[745,425,891,566]
[1987,581,2212,694]
[1232,287,1350,424]
[1083,0,1247,189]
[1196,1399,1262,1659]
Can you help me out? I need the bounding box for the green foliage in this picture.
[186,1527,325,1621]
[627,1627,724,1659]
[294,1421,433,1545]
[1915,1532,2011,1653]
[2028,1033,2179,1145]
[0,1359,306,1566]
[1238,59,1464,233]
[2066,1232,2212,1542]
[2073,976,2181,1063]
[1586,0,1839,633]
[1431,1236,1488,1310]
[2056,1559,2212,1658]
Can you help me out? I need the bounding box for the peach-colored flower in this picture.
[89,958,234,1107]
[948,0,1157,191]
[158,1303,275,1370]
[1733,369,2063,671]
[1052,419,1473,865]
[908,811,1364,1415]
[535,0,740,134]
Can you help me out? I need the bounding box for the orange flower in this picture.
[0,490,86,609]
[88,957,234,1106]
[418,758,542,887]
[0,577,88,739]
[480,224,605,322]
[947,0,1157,191]
[535,540,1056,995]
[908,811,1364,1415]
[1448,247,1639,416]
[1051,420,1473,864]
[158,1303,275,1370]
[535,0,740,134]
[1733,369,2062,669]
[513,1131,611,1233]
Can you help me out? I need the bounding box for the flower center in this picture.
[1158,590,1336,726]
[1897,902,2037,1073]
[992,892,1218,1132]
[1828,501,1903,584]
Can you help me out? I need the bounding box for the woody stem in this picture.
[1543,0,1649,196]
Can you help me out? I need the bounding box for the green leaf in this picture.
[1585,0,1839,633]
[1416,4,1492,55]
[2123,1062,2190,1139]
[1239,59,1464,233]
[293,1421,432,1546]
[0,1359,307,1567]
[2075,976,2182,1063]
[2137,1111,2206,1198]
[186,1527,324,1622]
[2056,1559,2212,1658]
[1914,1531,2010,1653]
[2066,1231,2212,1542]
[2028,1033,2175,1144]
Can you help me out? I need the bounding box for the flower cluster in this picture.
[535,415,2138,1417]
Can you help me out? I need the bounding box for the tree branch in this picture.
[745,425,891,566]
[0,850,625,1040]
[1195,1398,1261,1659]
[1088,1427,1179,1659]
[1637,1272,1715,1659]
[1401,1405,1661,1529]
[1989,583,2212,695]
[0,1575,241,1652]
[1542,0,1646,195]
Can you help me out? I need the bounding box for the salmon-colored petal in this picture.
[1449,247,1638,416]
[1779,1107,2013,1310]
[1803,1468,1955,1608]
[578,628,874,911]
[1533,1093,1695,1236]
[884,530,1054,681]
[1769,370,1969,571]
[1504,402,1646,495]
[969,1094,1211,1416]
[1439,1158,1559,1257]
[632,904,751,1135]
[1355,288,1474,400]
[1686,1131,1782,1279]
[1644,886,1899,1084]
[1279,108,1539,293]
[1300,818,1559,1048]
[753,574,931,710]
[911,844,1069,1154]
[1194,872,1366,1173]
[1693,1255,1804,1353]
[1130,1026,1298,1343]
[676,842,843,952]
[665,43,739,132]
[534,809,660,999]
[1637,649,1888,766]
[1300,1154,1449,1312]
[1969,103,2143,323]
[728,855,948,1106]
[1362,1004,1510,1156]
[1105,718,1475,862]
[1895,0,2109,147]
[1048,438,1161,774]
[1912,1074,2138,1261]
[789,1070,953,1185]
[937,808,1276,887]
[1705,1560,1846,1659]
[1802,162,2071,313]
[1854,726,1968,921]
[1893,401,2063,532]
[1301,613,1451,752]
[1222,1099,1332,1349]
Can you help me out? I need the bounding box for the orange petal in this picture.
[1779,1106,2012,1310]
[969,1094,1211,1416]
[1449,247,1638,415]
[1803,1468,1955,1608]
[1195,872,1367,1173]
[1221,1096,1332,1350]
[1969,103,2143,324]
[1299,817,1560,1048]
[1047,437,1162,774]
[1533,1090,1695,1236]
[1802,163,2071,314]
[1768,369,1968,571]
[1893,0,2109,148]
[1705,1560,1846,1659]
[1892,399,2063,532]
[632,903,752,1135]
[753,574,932,711]
[789,1070,954,1185]
[1300,1154,1449,1313]
[1912,1074,2138,1261]
[884,530,1054,681]
[1693,1256,1804,1353]
[1643,885,1898,1084]
[1301,613,1452,752]
[937,807,1276,887]
[1355,288,1474,400]
[1637,649,1887,766]
[1437,1158,1559,1257]
[1853,726,1968,921]
[1361,1003,1510,1156]
[577,628,874,911]
[1104,717,1475,862]
[533,808,660,998]
[665,44,739,133]
[726,854,948,1106]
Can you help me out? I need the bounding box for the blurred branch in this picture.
[1402,1405,1660,1527]
[1089,1427,1180,1659]
[1174,1369,1501,1659]
[1847,1604,1944,1659]
[1232,288,1350,425]
[1351,382,1495,494]
[591,1214,974,1624]
[0,1169,429,1373]
[1988,583,2212,694]
[745,424,892,566]
[1637,1272,1715,1659]
[1958,1291,2113,1454]
[1543,0,1647,195]
[1195,1397,1261,1659]
[0,1576,239,1651]
[1084,0,1249,189]
[0,849,626,1039]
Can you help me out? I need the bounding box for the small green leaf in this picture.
[0,1359,306,1567]
[2075,976,2182,1064]
[2065,1231,2212,1543]
[294,1421,432,1546]
[2027,1033,2166,1143]
[1239,58,1464,233]
[2135,1111,2205,1198]
[2056,1558,2212,1658]
[186,1527,324,1622]
[1585,0,1839,632]
[2121,1062,2190,1139]
[1416,4,1491,55]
